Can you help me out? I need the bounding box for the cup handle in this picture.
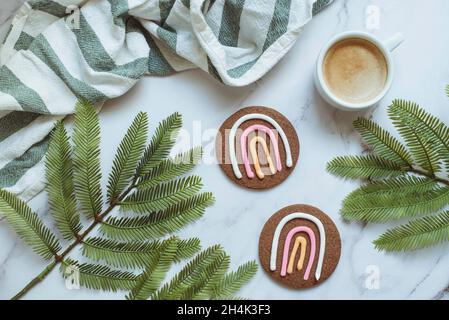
[384,33,404,52]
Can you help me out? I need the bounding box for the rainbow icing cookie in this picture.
[216,106,299,189]
[259,204,341,289]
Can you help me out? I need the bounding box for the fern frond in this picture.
[60,259,138,292]
[389,101,442,173]
[390,100,449,171]
[120,176,203,213]
[0,189,61,260]
[72,100,103,219]
[152,245,224,300]
[446,85,449,98]
[127,237,179,300]
[82,237,161,269]
[176,238,202,261]
[211,261,258,299]
[101,192,214,241]
[82,236,200,269]
[326,155,406,180]
[342,186,449,222]
[107,112,148,203]
[343,176,439,207]
[353,117,412,165]
[137,113,182,176]
[374,211,449,251]
[137,147,202,189]
[46,122,81,240]
[3,107,255,299]
[185,252,230,300]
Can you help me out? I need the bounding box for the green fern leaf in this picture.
[107,112,149,203]
[326,155,406,180]
[2,107,256,299]
[343,176,438,207]
[72,100,103,219]
[46,122,81,240]
[176,238,203,262]
[0,189,61,260]
[101,192,214,241]
[389,101,442,173]
[186,252,230,300]
[82,237,161,269]
[120,176,203,213]
[389,100,449,171]
[137,147,202,189]
[342,186,449,222]
[374,211,449,251]
[127,237,179,300]
[152,245,225,300]
[446,85,449,97]
[82,236,200,269]
[353,117,412,165]
[211,261,258,299]
[137,113,182,176]
[60,259,138,292]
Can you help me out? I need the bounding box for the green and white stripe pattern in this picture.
[0,0,332,200]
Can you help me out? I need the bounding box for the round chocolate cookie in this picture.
[216,106,299,189]
[259,204,341,289]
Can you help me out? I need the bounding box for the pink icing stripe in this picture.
[240,125,282,179]
[280,227,316,280]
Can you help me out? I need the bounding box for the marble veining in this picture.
[0,0,448,300]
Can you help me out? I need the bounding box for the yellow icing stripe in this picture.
[287,236,307,274]
[249,136,276,179]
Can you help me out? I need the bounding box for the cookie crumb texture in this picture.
[259,204,341,289]
[216,106,300,189]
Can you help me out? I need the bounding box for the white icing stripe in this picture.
[229,113,292,179]
[270,213,326,281]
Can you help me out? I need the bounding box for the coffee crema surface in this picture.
[323,38,388,104]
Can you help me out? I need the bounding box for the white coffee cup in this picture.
[315,31,404,111]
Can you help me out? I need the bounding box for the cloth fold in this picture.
[0,0,332,200]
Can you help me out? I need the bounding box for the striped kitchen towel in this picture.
[0,0,332,201]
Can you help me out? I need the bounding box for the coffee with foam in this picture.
[323,38,388,104]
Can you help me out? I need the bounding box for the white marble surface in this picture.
[1,0,449,300]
